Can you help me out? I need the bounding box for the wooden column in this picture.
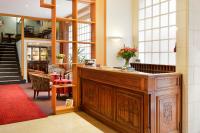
[72,0,78,108]
[21,17,24,79]
[91,2,96,59]
[51,0,56,64]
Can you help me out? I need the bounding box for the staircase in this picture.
[0,43,25,84]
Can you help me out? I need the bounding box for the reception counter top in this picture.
[77,66,182,133]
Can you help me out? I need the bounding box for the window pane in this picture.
[169,13,176,25]
[145,30,152,41]
[169,39,176,52]
[140,0,145,9]
[153,29,159,40]
[161,2,168,14]
[153,17,160,28]
[169,0,176,12]
[145,42,152,52]
[153,0,159,4]
[152,41,160,52]
[146,0,152,7]
[169,26,176,39]
[146,7,152,18]
[145,18,152,29]
[152,53,160,64]
[139,31,145,41]
[139,42,145,52]
[139,9,145,19]
[161,14,168,27]
[160,53,168,65]
[153,5,160,16]
[139,53,145,63]
[145,53,152,64]
[160,27,168,39]
[139,20,145,31]
[160,40,168,52]
[169,53,176,65]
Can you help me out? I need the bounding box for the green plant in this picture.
[56,54,65,59]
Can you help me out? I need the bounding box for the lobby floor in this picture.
[0,112,117,133]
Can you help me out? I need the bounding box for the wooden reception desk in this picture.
[77,66,182,133]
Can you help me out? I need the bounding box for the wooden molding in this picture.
[40,0,55,9]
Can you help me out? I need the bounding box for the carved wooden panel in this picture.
[116,90,143,133]
[81,68,144,91]
[156,95,179,133]
[98,84,115,120]
[82,79,98,111]
[156,76,179,90]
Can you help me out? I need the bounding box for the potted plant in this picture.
[56,54,65,64]
[117,47,137,68]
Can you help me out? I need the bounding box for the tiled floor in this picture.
[0,112,117,133]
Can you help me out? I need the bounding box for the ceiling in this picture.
[0,0,86,18]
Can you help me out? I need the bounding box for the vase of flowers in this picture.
[117,47,137,68]
[56,54,65,64]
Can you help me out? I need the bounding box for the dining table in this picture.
[53,78,72,97]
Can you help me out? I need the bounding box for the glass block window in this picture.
[138,0,176,65]
[68,23,91,63]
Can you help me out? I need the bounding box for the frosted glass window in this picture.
[160,27,168,39]
[139,20,145,31]
[152,41,160,52]
[146,7,152,18]
[169,13,176,25]
[169,40,176,52]
[169,0,176,12]
[169,26,176,38]
[153,0,159,4]
[153,29,159,40]
[161,15,168,27]
[139,9,145,19]
[145,30,152,41]
[146,0,152,7]
[139,42,145,52]
[139,31,145,41]
[169,53,176,65]
[145,42,152,52]
[152,53,159,64]
[161,2,168,14]
[153,5,160,16]
[160,53,168,65]
[139,53,145,63]
[145,53,152,63]
[160,40,168,52]
[145,18,152,29]
[138,0,176,65]
[153,17,160,28]
[140,0,145,9]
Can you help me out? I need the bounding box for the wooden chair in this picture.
[32,74,51,99]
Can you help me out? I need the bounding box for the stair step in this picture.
[0,72,19,76]
[0,51,16,53]
[0,64,18,68]
[0,68,19,72]
[0,54,16,57]
[0,76,21,81]
[0,57,17,61]
[0,61,17,64]
[0,44,16,47]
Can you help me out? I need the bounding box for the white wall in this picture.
[0,16,17,34]
[106,0,133,67]
[188,0,200,132]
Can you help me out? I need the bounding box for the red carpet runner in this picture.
[0,84,47,125]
